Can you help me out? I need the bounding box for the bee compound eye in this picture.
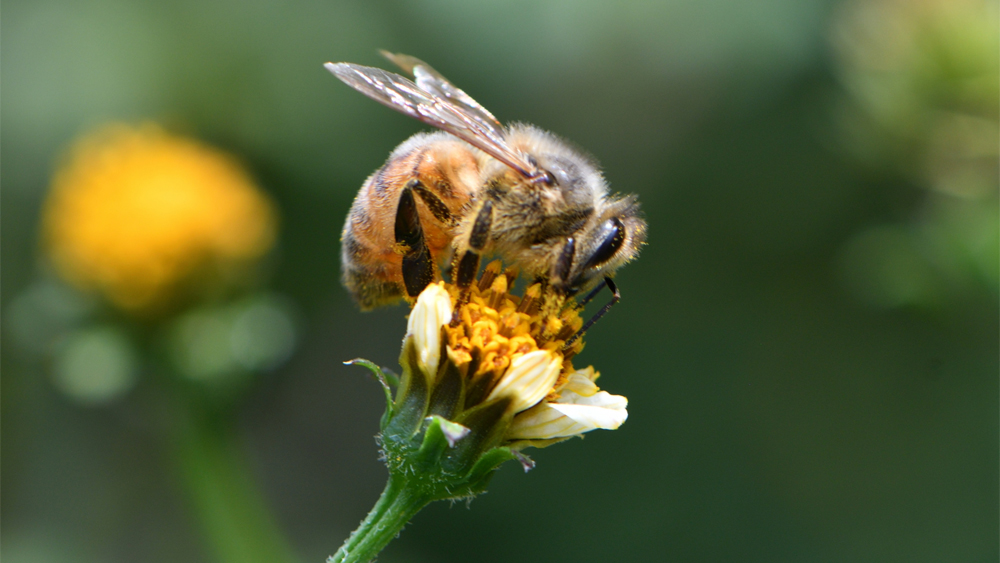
[583,217,626,271]
[528,168,555,185]
[523,155,555,185]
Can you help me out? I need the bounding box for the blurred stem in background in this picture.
[168,375,296,563]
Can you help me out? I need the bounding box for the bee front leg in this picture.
[550,237,576,292]
[577,277,608,307]
[454,200,493,290]
[563,277,620,351]
[395,182,435,298]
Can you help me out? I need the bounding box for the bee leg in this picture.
[577,277,608,308]
[395,183,435,298]
[551,237,576,291]
[411,183,454,226]
[563,277,619,351]
[454,200,493,290]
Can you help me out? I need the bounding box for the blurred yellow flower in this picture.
[42,123,277,313]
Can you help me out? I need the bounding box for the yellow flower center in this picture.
[443,260,585,399]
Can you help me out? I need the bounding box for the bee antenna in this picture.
[563,277,619,350]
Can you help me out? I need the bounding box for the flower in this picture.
[378,260,627,476]
[336,261,630,563]
[329,260,628,563]
[337,265,633,563]
[414,263,628,443]
[42,123,277,314]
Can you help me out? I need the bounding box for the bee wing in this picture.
[325,61,538,179]
[379,51,502,133]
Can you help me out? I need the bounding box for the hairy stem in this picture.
[329,477,431,563]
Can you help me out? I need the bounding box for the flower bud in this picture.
[405,282,451,377]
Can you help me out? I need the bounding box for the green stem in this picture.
[329,477,431,563]
[171,398,298,563]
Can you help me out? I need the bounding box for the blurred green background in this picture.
[2,0,997,562]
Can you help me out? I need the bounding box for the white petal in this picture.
[562,389,628,410]
[559,373,600,396]
[508,402,584,439]
[405,283,452,376]
[507,389,628,440]
[574,365,599,382]
[550,395,628,430]
[486,350,562,413]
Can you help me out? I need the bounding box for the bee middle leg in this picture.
[395,182,436,298]
[454,199,493,290]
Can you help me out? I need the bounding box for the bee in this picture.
[326,52,646,320]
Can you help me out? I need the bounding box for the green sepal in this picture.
[462,446,519,494]
[386,338,431,438]
[380,366,400,387]
[446,397,513,475]
[343,358,394,429]
[414,415,470,470]
[426,359,465,420]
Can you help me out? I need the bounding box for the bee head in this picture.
[551,195,646,295]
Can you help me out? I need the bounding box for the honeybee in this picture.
[326,52,646,314]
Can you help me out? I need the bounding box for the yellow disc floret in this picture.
[443,261,584,399]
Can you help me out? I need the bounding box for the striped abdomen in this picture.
[340,132,482,309]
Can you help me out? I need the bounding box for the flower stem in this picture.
[170,394,298,563]
[330,477,431,563]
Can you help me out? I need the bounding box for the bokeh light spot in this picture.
[230,295,297,372]
[52,326,138,405]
